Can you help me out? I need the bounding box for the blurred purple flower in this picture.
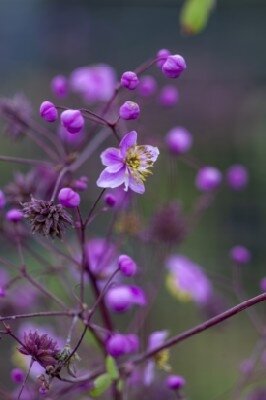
[85,238,117,279]
[166,255,212,304]
[106,284,146,312]
[70,65,116,102]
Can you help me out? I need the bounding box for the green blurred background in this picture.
[0,0,266,398]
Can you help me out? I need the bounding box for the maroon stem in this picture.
[133,292,266,365]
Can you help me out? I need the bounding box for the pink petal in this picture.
[97,166,126,189]
[120,131,137,156]
[100,147,123,167]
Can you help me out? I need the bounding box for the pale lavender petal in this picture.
[100,147,123,167]
[144,360,155,386]
[129,285,147,305]
[120,131,137,156]
[128,175,145,194]
[143,145,160,162]
[148,330,168,351]
[97,166,126,189]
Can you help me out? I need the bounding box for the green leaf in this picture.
[180,0,215,35]
[105,356,119,380]
[89,373,112,398]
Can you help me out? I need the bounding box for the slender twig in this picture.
[17,358,34,400]
[0,310,75,322]
[0,155,51,166]
[84,189,106,227]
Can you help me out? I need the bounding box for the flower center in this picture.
[125,148,141,170]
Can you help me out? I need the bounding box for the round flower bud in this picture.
[165,127,192,155]
[230,245,251,265]
[118,254,137,277]
[121,71,139,90]
[195,166,222,192]
[6,208,23,223]
[11,368,24,384]
[58,187,80,208]
[260,277,266,292]
[166,375,186,391]
[73,176,88,191]
[60,109,84,134]
[106,285,146,312]
[0,190,6,209]
[226,165,249,191]
[39,101,58,123]
[106,333,139,358]
[159,85,179,107]
[138,75,157,97]
[162,55,187,79]
[156,48,171,68]
[119,101,140,120]
[51,75,68,98]
[104,193,117,208]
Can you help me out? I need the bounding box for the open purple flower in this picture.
[97,131,159,194]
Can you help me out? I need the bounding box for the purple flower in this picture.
[166,375,186,391]
[106,333,139,358]
[39,101,58,123]
[106,284,146,312]
[121,71,139,90]
[118,254,137,277]
[50,75,68,98]
[70,65,116,102]
[6,208,23,223]
[11,368,24,384]
[230,245,251,265]
[156,48,171,68]
[60,109,84,134]
[85,238,117,279]
[72,176,88,192]
[119,101,140,120]
[138,76,157,97]
[159,85,179,107]
[144,330,169,386]
[58,187,80,208]
[195,166,222,192]
[165,127,193,155]
[162,55,187,79]
[226,164,249,191]
[97,131,159,194]
[166,255,212,304]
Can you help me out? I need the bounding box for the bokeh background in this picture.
[0,0,266,398]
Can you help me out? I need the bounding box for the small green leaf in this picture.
[89,373,112,397]
[105,356,119,380]
[180,0,215,35]
[117,379,124,392]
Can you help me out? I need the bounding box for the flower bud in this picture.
[166,375,186,391]
[119,254,137,277]
[159,85,179,107]
[51,75,68,98]
[138,76,157,97]
[73,176,88,191]
[0,190,6,209]
[230,245,251,265]
[195,166,222,192]
[60,109,84,134]
[156,48,171,68]
[39,101,58,122]
[58,187,80,208]
[6,208,23,222]
[106,333,139,358]
[162,55,187,79]
[165,127,192,155]
[104,193,117,207]
[119,101,140,120]
[121,71,139,90]
[11,368,24,384]
[106,285,146,312]
[226,165,249,191]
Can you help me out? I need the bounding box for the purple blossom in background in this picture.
[106,284,146,312]
[226,164,249,191]
[165,127,193,155]
[144,330,169,386]
[70,64,116,102]
[85,238,118,279]
[97,131,159,194]
[50,75,68,98]
[138,75,157,97]
[159,85,179,107]
[230,245,251,265]
[166,255,212,304]
[195,166,222,192]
